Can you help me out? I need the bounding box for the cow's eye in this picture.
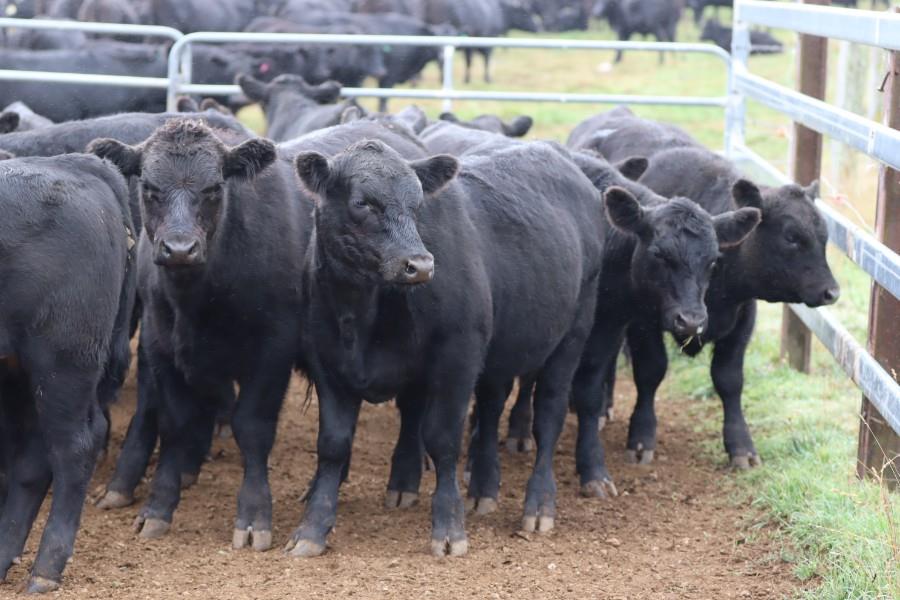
[202,183,223,196]
[708,260,717,272]
[785,231,802,246]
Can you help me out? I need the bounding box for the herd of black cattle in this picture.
[0,0,865,595]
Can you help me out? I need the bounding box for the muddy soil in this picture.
[3,373,800,599]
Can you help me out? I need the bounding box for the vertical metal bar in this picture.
[782,0,830,373]
[726,4,750,157]
[166,38,184,112]
[441,44,454,113]
[858,7,900,489]
[181,43,193,93]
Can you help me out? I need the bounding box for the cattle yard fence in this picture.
[0,1,897,483]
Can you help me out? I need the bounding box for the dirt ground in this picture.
[3,371,802,599]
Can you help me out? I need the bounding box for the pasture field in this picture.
[249,15,900,598]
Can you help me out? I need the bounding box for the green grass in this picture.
[236,15,897,598]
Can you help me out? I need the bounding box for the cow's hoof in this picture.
[625,447,654,465]
[25,576,59,594]
[133,516,170,539]
[285,538,325,558]
[729,453,761,470]
[384,490,419,509]
[95,489,134,510]
[430,536,468,557]
[580,478,618,499]
[522,514,554,534]
[506,436,533,453]
[180,472,198,489]
[233,528,272,552]
[464,497,498,516]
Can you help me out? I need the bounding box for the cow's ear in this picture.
[605,186,648,237]
[294,151,332,203]
[802,180,819,200]
[309,80,342,104]
[731,178,763,209]
[223,138,276,180]
[411,155,458,197]
[88,138,142,177]
[505,115,533,137]
[614,156,648,181]
[340,105,362,124]
[236,73,270,102]
[176,96,199,113]
[0,110,19,134]
[713,207,762,249]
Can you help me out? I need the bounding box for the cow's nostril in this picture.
[822,286,841,304]
[405,262,418,276]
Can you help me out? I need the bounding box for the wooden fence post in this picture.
[782,0,830,373]
[858,8,900,489]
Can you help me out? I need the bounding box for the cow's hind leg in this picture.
[0,375,51,585]
[523,292,597,532]
[466,378,512,515]
[98,342,157,510]
[27,364,106,593]
[506,374,535,453]
[386,383,427,509]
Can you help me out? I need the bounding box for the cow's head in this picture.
[731,179,839,306]
[605,187,760,337]
[295,140,458,286]
[88,119,276,270]
[237,73,342,109]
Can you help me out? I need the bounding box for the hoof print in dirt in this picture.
[233,528,272,552]
[729,453,762,470]
[384,490,419,509]
[430,537,468,557]
[465,497,498,515]
[580,478,618,499]
[133,516,171,539]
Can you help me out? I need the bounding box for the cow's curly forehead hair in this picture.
[145,119,224,155]
[334,139,411,180]
[661,197,715,236]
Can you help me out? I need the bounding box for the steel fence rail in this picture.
[733,70,900,173]
[735,0,900,51]
[0,17,182,42]
[0,68,169,88]
[165,31,732,113]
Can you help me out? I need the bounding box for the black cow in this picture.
[145,0,258,32]
[438,112,534,137]
[89,119,307,550]
[530,0,594,31]
[274,0,353,20]
[423,0,541,83]
[568,105,695,158]
[284,127,605,556]
[593,0,684,64]
[620,146,839,468]
[237,74,358,141]
[423,122,760,495]
[687,0,731,25]
[76,0,142,25]
[0,153,136,593]
[1,102,53,132]
[245,17,387,88]
[0,42,167,121]
[701,19,783,55]
[351,0,426,19]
